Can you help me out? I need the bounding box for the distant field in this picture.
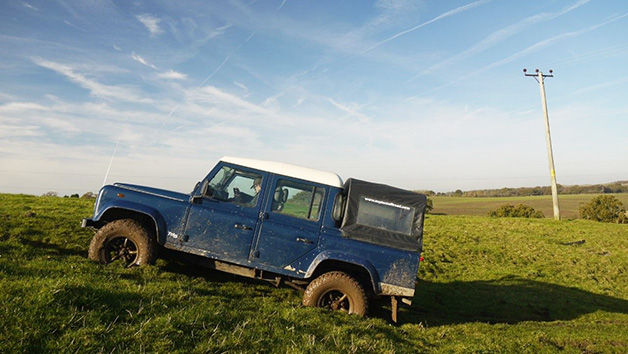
[1,194,628,352]
[431,193,628,219]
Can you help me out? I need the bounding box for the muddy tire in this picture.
[88,219,157,267]
[302,271,368,316]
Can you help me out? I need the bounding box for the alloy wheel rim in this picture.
[319,290,351,312]
[105,236,139,266]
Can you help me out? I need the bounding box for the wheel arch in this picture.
[305,253,379,297]
[96,204,166,245]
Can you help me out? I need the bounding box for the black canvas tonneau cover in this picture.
[340,178,427,252]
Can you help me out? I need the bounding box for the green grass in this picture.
[1,194,628,353]
[431,193,628,219]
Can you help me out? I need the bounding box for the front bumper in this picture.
[81,218,98,228]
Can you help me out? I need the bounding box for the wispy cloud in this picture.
[470,12,628,78]
[551,42,628,66]
[277,0,287,11]
[147,29,257,126]
[0,92,22,102]
[0,101,49,112]
[233,81,248,92]
[33,58,152,103]
[191,86,274,116]
[359,0,492,55]
[64,20,88,33]
[40,117,81,134]
[420,0,592,76]
[215,23,233,33]
[328,98,372,123]
[157,70,188,80]
[0,123,42,138]
[409,11,628,99]
[136,14,164,36]
[194,31,256,88]
[559,75,628,100]
[21,2,38,11]
[197,55,231,87]
[0,102,74,139]
[131,52,158,70]
[367,0,424,29]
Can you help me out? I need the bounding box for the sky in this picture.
[1,0,628,196]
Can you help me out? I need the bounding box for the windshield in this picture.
[207,166,263,205]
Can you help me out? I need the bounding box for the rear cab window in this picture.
[272,179,325,221]
[356,196,415,235]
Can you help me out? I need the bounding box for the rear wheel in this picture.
[302,271,368,316]
[88,219,156,267]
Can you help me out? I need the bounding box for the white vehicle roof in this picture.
[220,156,344,188]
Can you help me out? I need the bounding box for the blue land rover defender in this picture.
[83,157,427,321]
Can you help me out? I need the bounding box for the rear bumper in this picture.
[379,282,415,305]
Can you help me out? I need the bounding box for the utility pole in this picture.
[523,68,560,220]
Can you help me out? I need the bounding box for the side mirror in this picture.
[190,180,210,203]
[201,180,210,196]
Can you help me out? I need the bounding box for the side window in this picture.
[272,179,325,221]
[207,166,262,206]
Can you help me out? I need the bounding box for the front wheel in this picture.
[302,271,368,316]
[88,219,157,267]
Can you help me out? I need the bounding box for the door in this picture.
[182,165,267,263]
[253,176,326,269]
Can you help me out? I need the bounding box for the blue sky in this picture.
[1,0,627,196]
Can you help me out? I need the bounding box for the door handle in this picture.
[234,224,253,230]
[296,237,314,244]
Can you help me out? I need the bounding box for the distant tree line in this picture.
[41,191,97,199]
[416,181,628,197]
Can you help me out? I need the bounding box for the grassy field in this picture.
[431,193,628,219]
[1,193,628,353]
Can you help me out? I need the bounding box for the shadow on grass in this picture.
[120,254,628,326]
[22,239,86,257]
[154,257,628,326]
[158,257,261,284]
[398,277,628,326]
